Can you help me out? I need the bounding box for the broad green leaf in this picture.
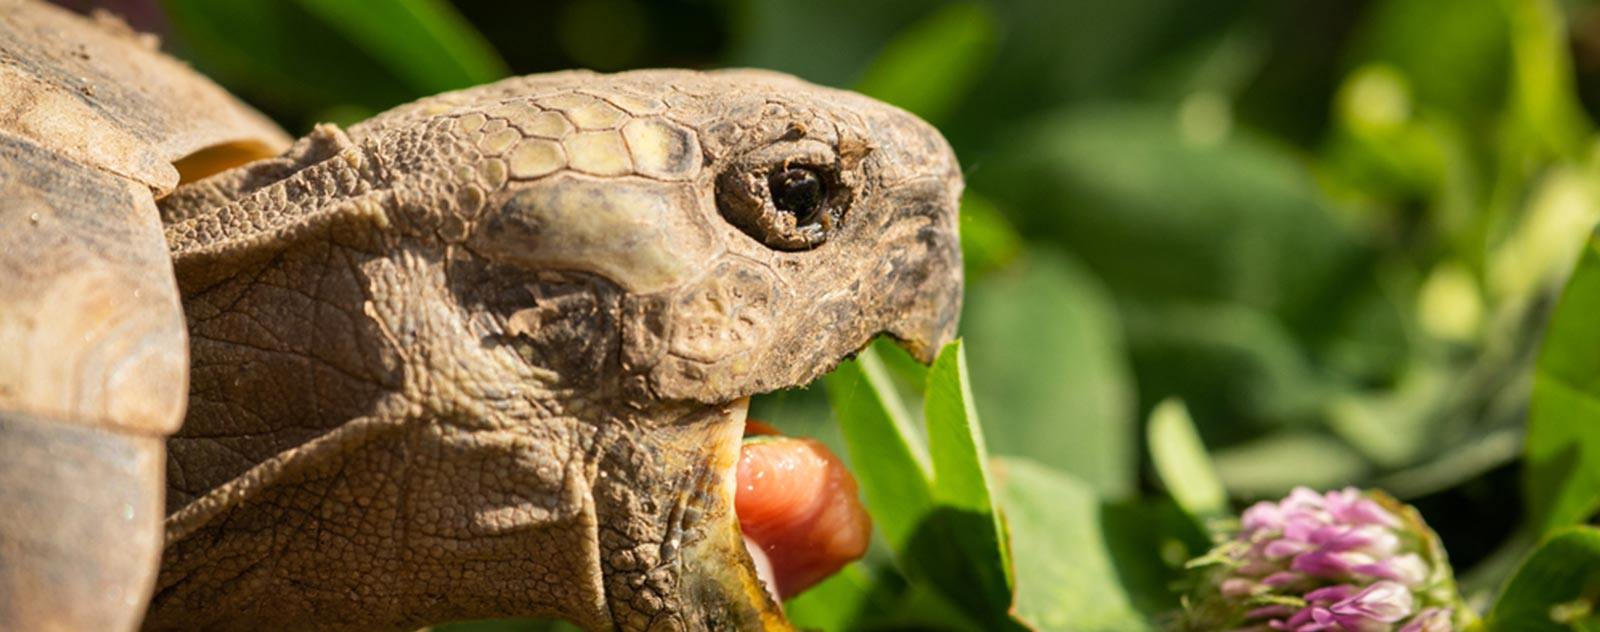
[999,458,1160,632]
[918,340,1015,624]
[824,347,932,555]
[1526,232,1600,533]
[963,251,1138,499]
[295,0,508,93]
[1147,399,1226,518]
[1484,527,1600,631]
[853,2,995,124]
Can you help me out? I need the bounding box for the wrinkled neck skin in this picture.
[148,164,776,631]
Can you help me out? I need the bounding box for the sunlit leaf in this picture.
[1000,458,1177,632]
[920,340,1016,623]
[825,348,932,556]
[1526,231,1600,533]
[1484,527,1600,631]
[1147,399,1226,519]
[963,252,1137,498]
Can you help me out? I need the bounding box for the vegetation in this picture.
[138,0,1600,628]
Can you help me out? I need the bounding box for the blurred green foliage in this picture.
[125,0,1600,628]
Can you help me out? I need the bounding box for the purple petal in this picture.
[1246,604,1297,620]
[1244,501,1287,532]
[1265,539,1313,559]
[1329,580,1414,623]
[1292,550,1360,578]
[1262,571,1304,587]
[1304,584,1357,604]
[1325,488,1400,527]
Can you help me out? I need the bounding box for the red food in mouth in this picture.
[735,421,872,601]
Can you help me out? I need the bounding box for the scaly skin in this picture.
[145,70,962,631]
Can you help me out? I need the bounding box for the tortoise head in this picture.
[465,69,964,401]
[153,69,961,631]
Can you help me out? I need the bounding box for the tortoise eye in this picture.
[768,167,826,225]
[715,154,848,251]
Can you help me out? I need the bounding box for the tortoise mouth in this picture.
[722,396,873,610]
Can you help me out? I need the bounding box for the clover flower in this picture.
[1176,487,1470,632]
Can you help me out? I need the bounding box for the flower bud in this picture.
[1175,487,1472,631]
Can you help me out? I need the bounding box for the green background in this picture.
[77,0,1600,628]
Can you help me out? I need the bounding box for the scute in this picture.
[0,1,291,194]
[0,3,290,632]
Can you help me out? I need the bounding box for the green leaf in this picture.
[999,458,1168,632]
[164,0,413,114]
[1526,233,1600,533]
[162,0,505,128]
[1211,432,1370,498]
[824,348,932,556]
[1484,527,1600,631]
[918,340,1016,622]
[963,251,1138,499]
[973,103,1382,435]
[1147,398,1227,518]
[294,0,508,93]
[1505,0,1592,158]
[853,2,996,123]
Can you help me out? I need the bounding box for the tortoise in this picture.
[0,2,964,630]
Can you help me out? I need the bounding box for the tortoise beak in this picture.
[593,398,793,630]
[674,399,793,630]
[879,179,964,365]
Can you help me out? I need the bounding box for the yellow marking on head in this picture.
[478,158,509,190]
[478,128,520,155]
[564,131,632,176]
[564,100,627,130]
[457,113,487,133]
[516,111,575,139]
[508,139,566,179]
[623,119,700,180]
